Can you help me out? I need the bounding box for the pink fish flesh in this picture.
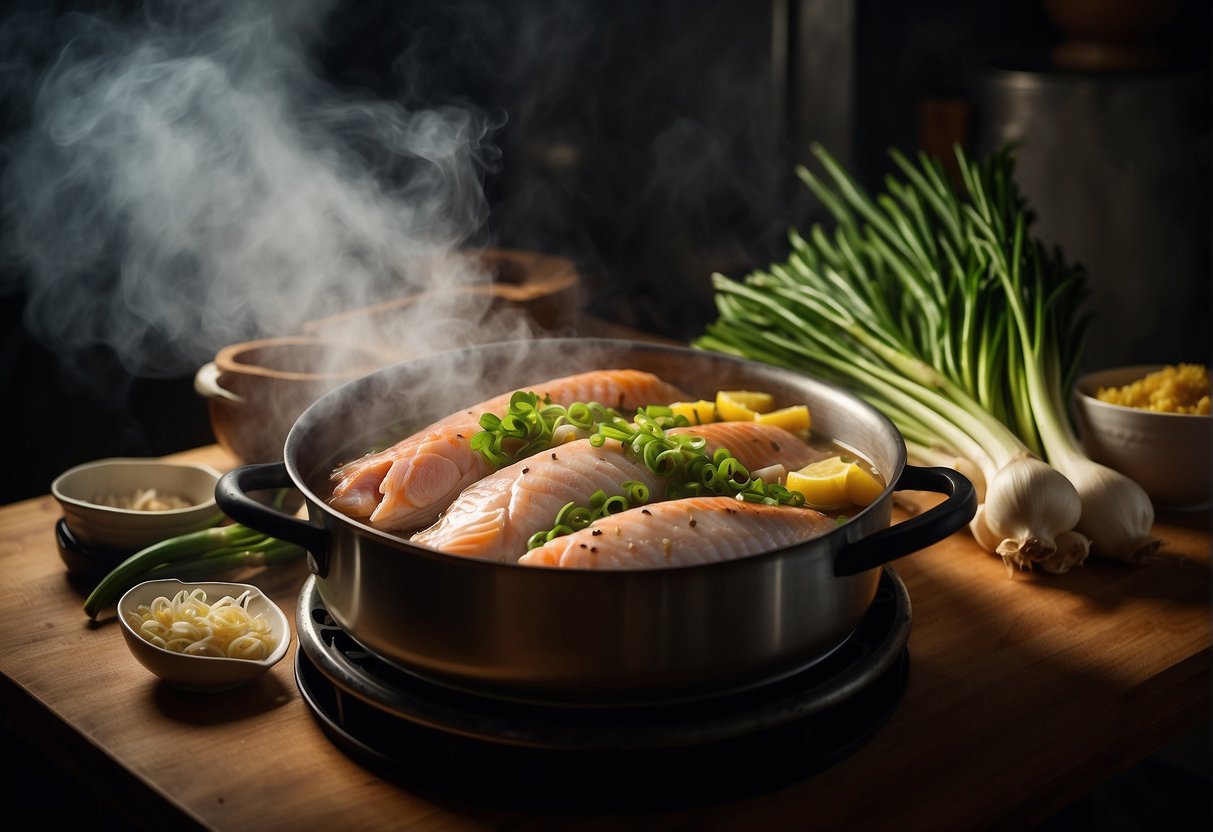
[411,421,826,562]
[517,495,835,568]
[327,368,688,532]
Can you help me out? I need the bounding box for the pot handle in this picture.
[833,465,976,577]
[215,462,331,577]
[193,361,243,402]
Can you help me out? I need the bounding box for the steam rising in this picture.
[1,0,513,380]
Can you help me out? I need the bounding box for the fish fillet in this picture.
[518,495,835,568]
[327,368,687,532]
[411,421,825,562]
[671,419,829,472]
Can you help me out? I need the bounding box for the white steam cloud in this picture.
[2,0,512,380]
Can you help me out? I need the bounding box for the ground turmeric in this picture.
[1096,364,1210,415]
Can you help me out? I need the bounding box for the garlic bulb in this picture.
[979,453,1086,574]
[972,506,1091,578]
[1053,455,1159,563]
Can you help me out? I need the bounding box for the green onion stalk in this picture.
[695,143,1110,575]
[959,158,1158,562]
[84,523,305,619]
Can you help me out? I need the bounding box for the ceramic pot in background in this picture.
[300,247,583,361]
[195,337,396,465]
[196,249,584,464]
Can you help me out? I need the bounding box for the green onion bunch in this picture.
[695,142,1157,570]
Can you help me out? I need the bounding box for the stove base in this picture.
[294,567,912,811]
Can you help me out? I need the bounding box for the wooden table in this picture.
[1,444,1208,831]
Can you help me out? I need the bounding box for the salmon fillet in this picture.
[517,496,835,568]
[327,368,688,532]
[411,421,825,562]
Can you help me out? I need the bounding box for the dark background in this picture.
[1,0,1209,505]
[0,3,1210,828]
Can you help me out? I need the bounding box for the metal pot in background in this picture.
[972,63,1210,371]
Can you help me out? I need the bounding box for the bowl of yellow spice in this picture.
[1073,363,1210,511]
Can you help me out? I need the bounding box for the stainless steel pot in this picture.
[216,338,975,704]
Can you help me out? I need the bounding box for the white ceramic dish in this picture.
[1072,365,1211,511]
[51,458,224,551]
[118,579,290,693]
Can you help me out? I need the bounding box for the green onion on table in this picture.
[695,143,1157,574]
[84,523,305,619]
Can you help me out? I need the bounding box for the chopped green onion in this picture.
[471,391,622,468]
[525,414,805,548]
[621,480,650,504]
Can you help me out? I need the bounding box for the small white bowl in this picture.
[118,579,291,693]
[51,458,224,552]
[1073,365,1211,511]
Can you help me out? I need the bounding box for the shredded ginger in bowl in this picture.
[128,589,277,660]
[94,488,193,511]
[1096,364,1210,415]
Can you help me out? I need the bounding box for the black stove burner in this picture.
[294,567,911,811]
